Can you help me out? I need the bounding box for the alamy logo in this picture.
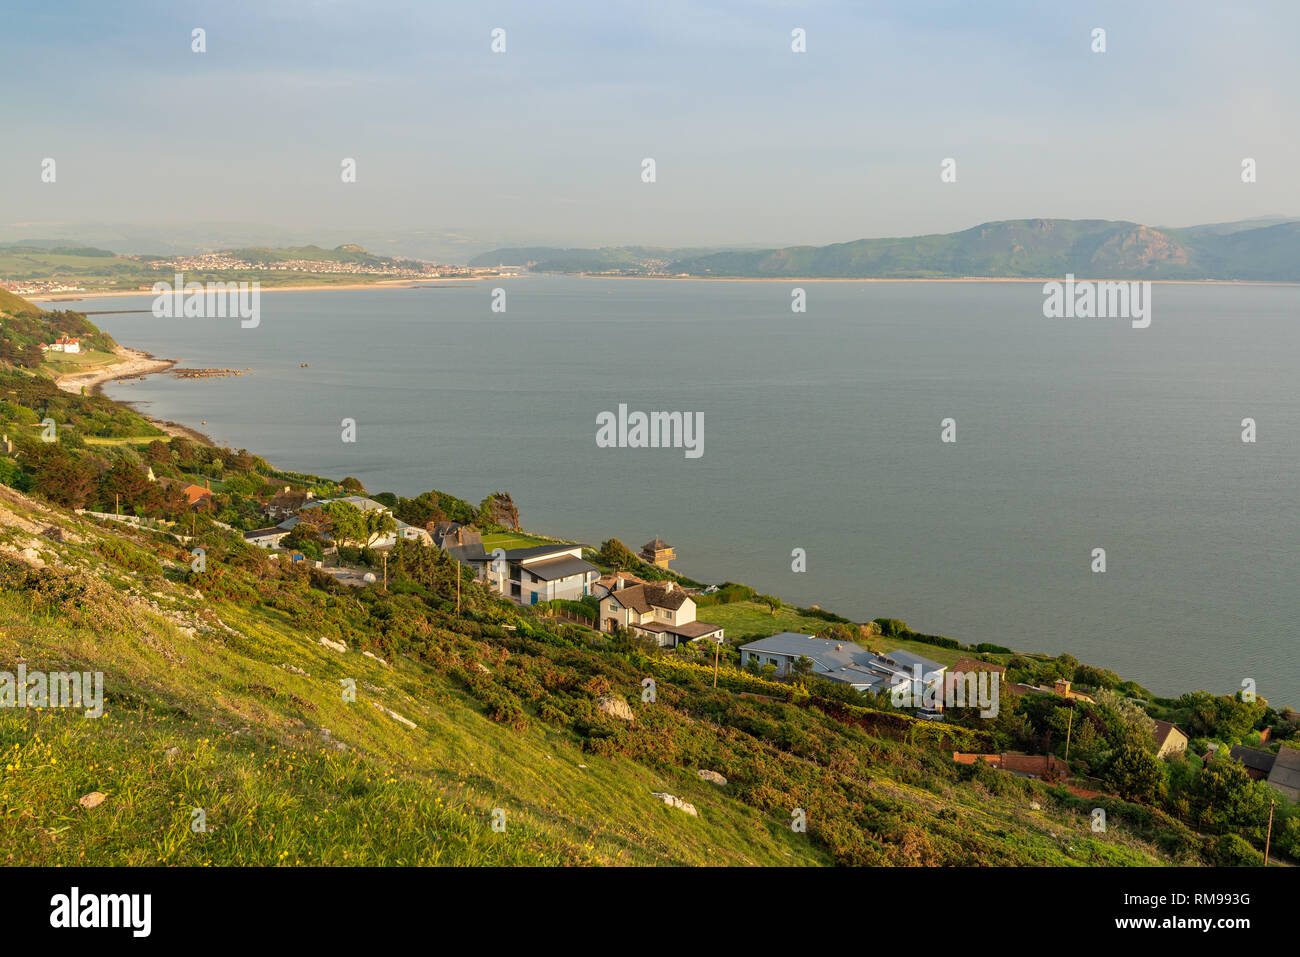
[596,403,703,459]
[0,665,103,717]
[1042,274,1151,329]
[152,272,260,328]
[50,887,151,937]
[892,666,1000,718]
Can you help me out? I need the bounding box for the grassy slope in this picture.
[0,489,819,866]
[0,486,1191,867]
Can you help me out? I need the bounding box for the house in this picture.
[737,633,946,696]
[1050,679,1095,703]
[590,571,645,599]
[1266,745,1300,803]
[1151,719,1188,759]
[640,538,675,569]
[293,495,427,549]
[244,526,288,549]
[953,751,1069,782]
[46,337,80,353]
[598,577,723,647]
[261,486,311,519]
[432,522,487,563]
[1228,745,1276,781]
[179,482,212,509]
[469,543,599,605]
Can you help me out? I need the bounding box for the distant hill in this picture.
[474,218,1300,281]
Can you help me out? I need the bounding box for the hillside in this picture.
[1,304,1296,867]
[0,481,1219,867]
[473,217,1300,281]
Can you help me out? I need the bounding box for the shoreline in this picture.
[28,276,497,304]
[52,346,215,445]
[26,274,1300,303]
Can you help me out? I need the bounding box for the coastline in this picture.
[28,276,495,304]
[26,274,1300,303]
[52,346,214,445]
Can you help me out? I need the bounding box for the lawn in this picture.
[480,532,568,552]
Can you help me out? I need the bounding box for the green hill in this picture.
[474,217,1300,281]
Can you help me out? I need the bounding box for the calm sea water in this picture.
[73,278,1300,702]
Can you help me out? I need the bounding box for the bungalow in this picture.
[244,526,288,549]
[469,543,599,605]
[598,577,723,647]
[738,633,946,696]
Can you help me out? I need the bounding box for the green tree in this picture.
[1102,738,1167,804]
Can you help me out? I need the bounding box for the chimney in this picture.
[205,478,210,491]
[664,581,674,592]
[615,576,625,590]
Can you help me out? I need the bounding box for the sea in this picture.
[66,276,1300,703]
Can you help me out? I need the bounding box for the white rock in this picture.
[318,636,347,653]
[596,696,634,722]
[651,792,697,816]
[698,769,727,786]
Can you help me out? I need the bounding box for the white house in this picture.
[44,337,81,353]
[470,543,600,605]
[598,577,724,647]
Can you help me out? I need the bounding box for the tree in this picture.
[792,655,814,676]
[321,501,366,546]
[1102,738,1167,804]
[341,476,366,493]
[1190,754,1272,832]
[362,509,396,547]
[599,538,637,570]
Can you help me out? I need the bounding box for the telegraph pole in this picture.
[1264,798,1276,866]
[1064,705,1075,762]
[713,637,721,688]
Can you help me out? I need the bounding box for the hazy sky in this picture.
[4,0,1299,250]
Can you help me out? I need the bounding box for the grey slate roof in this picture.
[524,555,598,581]
[738,634,946,690]
[1267,745,1300,802]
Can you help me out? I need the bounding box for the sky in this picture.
[3,0,1299,255]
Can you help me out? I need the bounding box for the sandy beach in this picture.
[53,346,215,444]
[29,276,495,304]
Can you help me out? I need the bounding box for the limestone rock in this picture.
[698,769,727,786]
[596,696,634,722]
[651,792,697,816]
[78,791,107,810]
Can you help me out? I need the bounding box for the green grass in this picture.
[0,485,1211,867]
[697,601,843,640]
[0,506,822,866]
[480,532,566,552]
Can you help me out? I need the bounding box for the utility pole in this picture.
[1064,705,1075,762]
[381,551,387,592]
[713,637,721,688]
[1264,798,1276,866]
[115,493,120,516]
